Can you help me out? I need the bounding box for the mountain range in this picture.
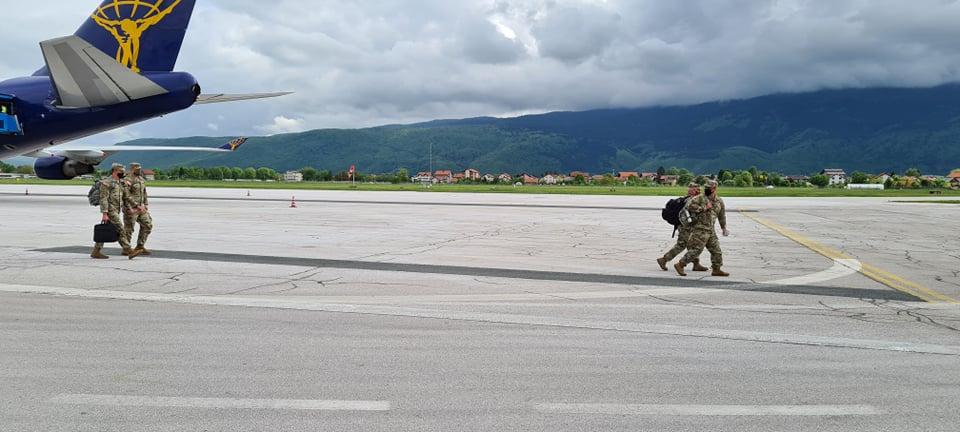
[104,85,960,175]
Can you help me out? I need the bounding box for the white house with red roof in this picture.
[434,170,453,184]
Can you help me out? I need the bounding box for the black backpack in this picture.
[662,197,686,226]
[662,197,687,237]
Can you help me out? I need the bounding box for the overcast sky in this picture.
[3,0,960,146]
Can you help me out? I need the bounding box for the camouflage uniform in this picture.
[96,177,132,251]
[123,173,153,248]
[681,193,726,268]
[662,223,693,262]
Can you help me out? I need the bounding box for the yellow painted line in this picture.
[740,211,959,304]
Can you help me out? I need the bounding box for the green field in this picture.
[4,178,960,198]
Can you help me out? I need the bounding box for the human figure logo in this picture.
[228,138,247,151]
[91,0,183,73]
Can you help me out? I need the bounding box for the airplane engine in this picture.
[34,157,95,180]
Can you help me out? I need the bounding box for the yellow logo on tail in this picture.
[91,0,182,73]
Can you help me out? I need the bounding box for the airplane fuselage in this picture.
[0,72,199,159]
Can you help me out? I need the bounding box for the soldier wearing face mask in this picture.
[123,162,153,258]
[675,180,730,277]
[92,163,138,259]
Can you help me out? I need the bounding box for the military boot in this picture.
[121,247,133,256]
[656,257,669,271]
[712,266,730,277]
[128,248,143,260]
[692,259,710,272]
[135,245,152,256]
[674,261,688,277]
[91,246,108,260]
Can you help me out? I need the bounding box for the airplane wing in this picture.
[195,93,293,105]
[28,138,247,165]
[40,36,168,108]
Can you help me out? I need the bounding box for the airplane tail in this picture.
[220,137,248,151]
[73,0,197,73]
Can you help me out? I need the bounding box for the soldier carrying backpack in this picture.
[657,182,709,273]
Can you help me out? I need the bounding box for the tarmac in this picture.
[1,185,958,431]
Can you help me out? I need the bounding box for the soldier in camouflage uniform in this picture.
[675,180,730,277]
[92,164,140,259]
[123,162,153,258]
[657,182,709,272]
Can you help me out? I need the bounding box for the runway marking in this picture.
[769,259,861,286]
[277,288,728,304]
[2,283,957,356]
[741,212,959,304]
[49,394,390,411]
[32,246,923,302]
[533,403,882,416]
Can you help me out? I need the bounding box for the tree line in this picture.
[0,162,35,175]
[146,166,413,184]
[2,160,957,189]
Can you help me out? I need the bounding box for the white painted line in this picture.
[3,283,959,355]
[534,403,882,416]
[278,288,726,304]
[769,259,862,286]
[49,394,390,411]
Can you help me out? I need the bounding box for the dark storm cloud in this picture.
[3,0,960,144]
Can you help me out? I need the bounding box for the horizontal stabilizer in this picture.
[195,92,292,105]
[33,138,248,166]
[103,146,233,153]
[40,35,168,108]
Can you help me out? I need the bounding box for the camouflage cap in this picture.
[688,182,700,188]
[111,163,124,170]
[707,180,719,188]
[129,162,142,168]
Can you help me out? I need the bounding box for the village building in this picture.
[433,170,453,184]
[658,175,679,186]
[949,172,960,189]
[413,172,433,183]
[283,171,304,182]
[540,174,560,185]
[821,169,847,186]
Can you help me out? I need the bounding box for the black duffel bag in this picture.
[93,222,119,243]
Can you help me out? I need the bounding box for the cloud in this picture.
[256,116,307,135]
[3,0,960,144]
[458,17,527,64]
[532,4,621,63]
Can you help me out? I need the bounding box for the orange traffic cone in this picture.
[290,196,298,208]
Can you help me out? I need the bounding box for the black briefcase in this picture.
[93,223,119,243]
